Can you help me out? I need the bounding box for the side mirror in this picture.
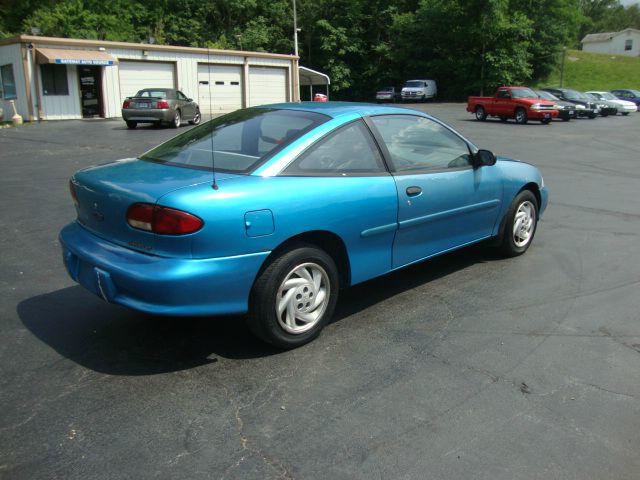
[475,149,496,166]
[186,98,193,102]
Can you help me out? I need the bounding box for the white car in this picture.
[586,91,637,115]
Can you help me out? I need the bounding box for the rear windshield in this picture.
[136,90,170,98]
[140,108,329,173]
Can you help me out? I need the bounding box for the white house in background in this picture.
[581,28,640,56]
[0,35,304,122]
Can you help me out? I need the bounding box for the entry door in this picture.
[367,114,503,268]
[78,66,102,118]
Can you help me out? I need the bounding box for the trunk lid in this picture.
[72,158,237,256]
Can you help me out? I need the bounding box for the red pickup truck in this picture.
[467,86,558,124]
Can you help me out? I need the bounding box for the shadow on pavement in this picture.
[18,244,500,376]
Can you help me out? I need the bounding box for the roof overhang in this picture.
[299,66,330,86]
[35,47,118,66]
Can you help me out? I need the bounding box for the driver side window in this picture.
[370,115,472,172]
[497,89,510,99]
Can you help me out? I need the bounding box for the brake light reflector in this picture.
[126,203,203,235]
[156,101,170,109]
[123,100,130,109]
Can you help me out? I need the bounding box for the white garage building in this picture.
[0,35,301,121]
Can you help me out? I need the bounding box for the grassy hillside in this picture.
[535,49,640,91]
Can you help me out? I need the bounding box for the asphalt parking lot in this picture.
[1,105,639,480]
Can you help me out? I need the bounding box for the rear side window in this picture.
[140,108,329,173]
[370,115,472,172]
[283,121,386,176]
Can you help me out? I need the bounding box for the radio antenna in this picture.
[207,46,218,190]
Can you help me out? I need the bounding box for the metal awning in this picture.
[298,66,330,100]
[36,48,118,66]
[299,66,330,86]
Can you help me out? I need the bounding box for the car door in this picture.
[176,90,195,119]
[280,119,399,283]
[495,88,512,116]
[367,114,503,268]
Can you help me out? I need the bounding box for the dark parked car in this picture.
[122,88,201,129]
[610,89,640,108]
[534,90,576,121]
[375,87,401,103]
[542,88,598,118]
[583,92,618,117]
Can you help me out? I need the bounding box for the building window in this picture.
[41,64,69,95]
[0,64,17,100]
[625,39,632,51]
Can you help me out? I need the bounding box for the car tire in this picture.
[622,112,629,116]
[499,116,508,122]
[475,106,487,121]
[126,121,137,129]
[515,108,528,124]
[189,109,201,125]
[172,110,181,128]
[500,190,538,257]
[601,112,609,117]
[541,118,552,125]
[562,116,570,122]
[247,245,339,349]
[588,113,597,119]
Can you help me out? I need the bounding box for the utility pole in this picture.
[560,46,566,87]
[293,0,299,58]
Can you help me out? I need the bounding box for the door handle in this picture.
[406,186,422,196]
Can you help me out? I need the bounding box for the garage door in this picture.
[249,67,288,107]
[198,64,243,114]
[119,61,175,101]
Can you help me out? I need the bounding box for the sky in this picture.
[620,0,639,5]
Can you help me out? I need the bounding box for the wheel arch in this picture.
[491,182,541,245]
[257,230,351,289]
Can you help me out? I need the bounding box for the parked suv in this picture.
[401,79,437,102]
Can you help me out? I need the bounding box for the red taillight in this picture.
[123,100,130,109]
[126,203,203,235]
[69,180,79,207]
[156,100,170,109]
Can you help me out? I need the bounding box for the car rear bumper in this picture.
[59,222,269,316]
[121,108,174,123]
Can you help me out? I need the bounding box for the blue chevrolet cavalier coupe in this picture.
[60,103,547,348]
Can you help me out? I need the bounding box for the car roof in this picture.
[257,101,426,119]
